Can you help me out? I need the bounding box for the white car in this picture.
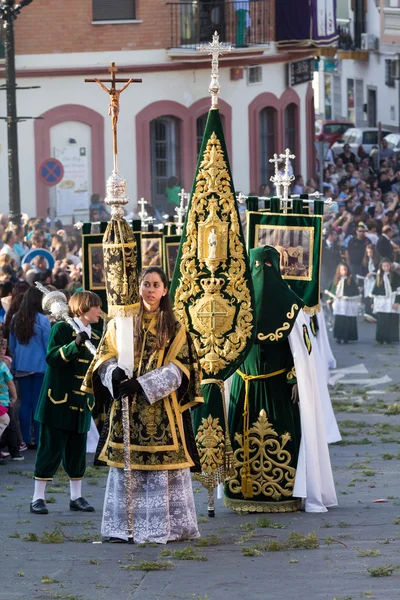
[384,133,400,153]
[331,127,391,158]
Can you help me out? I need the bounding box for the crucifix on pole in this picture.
[198,31,232,109]
[85,63,141,173]
[269,153,283,197]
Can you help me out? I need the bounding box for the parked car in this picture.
[384,133,400,153]
[315,119,354,147]
[331,127,392,159]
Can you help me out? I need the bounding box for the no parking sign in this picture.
[38,158,64,187]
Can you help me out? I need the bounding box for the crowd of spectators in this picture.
[318,146,400,294]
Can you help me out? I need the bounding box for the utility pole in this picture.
[0,0,34,225]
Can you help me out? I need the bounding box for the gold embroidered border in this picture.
[48,389,68,405]
[257,304,299,342]
[59,347,69,362]
[224,496,301,513]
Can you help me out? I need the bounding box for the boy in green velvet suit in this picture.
[30,291,103,515]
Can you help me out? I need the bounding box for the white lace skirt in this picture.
[101,467,200,544]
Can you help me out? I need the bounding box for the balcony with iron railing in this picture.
[166,1,272,51]
[337,18,369,60]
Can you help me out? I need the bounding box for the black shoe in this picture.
[30,499,48,514]
[70,497,95,512]
[103,537,128,543]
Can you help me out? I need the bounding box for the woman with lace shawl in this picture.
[371,258,400,344]
[326,263,360,344]
[92,267,203,543]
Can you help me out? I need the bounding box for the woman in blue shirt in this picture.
[9,287,50,447]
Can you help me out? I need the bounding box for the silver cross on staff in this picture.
[279,148,296,214]
[198,31,232,109]
[175,188,189,234]
[138,197,148,224]
[269,153,283,197]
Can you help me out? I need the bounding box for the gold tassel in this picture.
[246,475,254,498]
[122,274,128,298]
[224,438,235,479]
[241,467,248,495]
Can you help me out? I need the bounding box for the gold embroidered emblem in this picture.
[257,304,299,342]
[286,366,296,381]
[228,410,296,500]
[303,324,312,355]
[189,277,235,373]
[174,131,253,375]
[195,414,225,475]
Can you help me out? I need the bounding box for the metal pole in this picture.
[4,5,21,225]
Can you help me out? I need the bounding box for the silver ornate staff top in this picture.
[199,31,232,109]
[278,148,296,214]
[269,153,283,198]
[35,282,97,356]
[175,188,189,234]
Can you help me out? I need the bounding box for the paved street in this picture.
[2,315,400,600]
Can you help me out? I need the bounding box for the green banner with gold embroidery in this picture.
[169,108,255,491]
[247,211,323,311]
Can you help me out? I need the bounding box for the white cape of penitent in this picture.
[303,313,341,445]
[289,310,338,513]
[316,309,337,373]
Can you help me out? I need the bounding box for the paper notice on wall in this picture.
[54,146,89,217]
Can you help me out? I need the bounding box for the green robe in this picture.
[225,245,304,513]
[34,321,101,434]
[225,342,301,512]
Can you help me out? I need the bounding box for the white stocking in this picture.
[32,480,47,502]
[70,479,82,501]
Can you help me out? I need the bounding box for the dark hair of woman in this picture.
[135,266,176,351]
[362,244,381,269]
[333,262,352,286]
[376,258,393,287]
[12,286,44,345]
[3,282,30,340]
[54,271,69,290]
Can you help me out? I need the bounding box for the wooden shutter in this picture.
[93,0,136,21]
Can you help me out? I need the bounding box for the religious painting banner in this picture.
[276,0,338,48]
[170,107,255,489]
[163,234,181,282]
[141,232,163,270]
[82,232,107,311]
[247,211,323,311]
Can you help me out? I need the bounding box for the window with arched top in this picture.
[259,106,277,187]
[284,103,297,174]
[150,116,181,213]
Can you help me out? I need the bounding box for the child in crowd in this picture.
[326,263,360,344]
[371,258,400,344]
[0,337,18,464]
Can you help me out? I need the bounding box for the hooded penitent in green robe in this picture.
[225,246,304,513]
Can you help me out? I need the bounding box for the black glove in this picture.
[111,367,127,398]
[75,331,89,348]
[120,376,142,397]
[112,367,127,383]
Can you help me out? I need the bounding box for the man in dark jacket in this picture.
[345,225,370,278]
[377,226,397,262]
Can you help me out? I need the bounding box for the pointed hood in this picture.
[250,246,304,343]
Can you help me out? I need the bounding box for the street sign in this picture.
[38,158,64,187]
